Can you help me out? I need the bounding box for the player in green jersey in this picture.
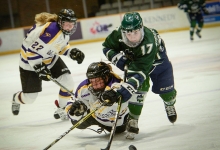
[100,12,177,139]
[178,0,209,40]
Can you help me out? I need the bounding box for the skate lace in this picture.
[165,105,176,116]
[12,102,20,111]
[128,120,138,128]
[55,108,68,120]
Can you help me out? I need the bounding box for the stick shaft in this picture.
[102,65,127,150]
[47,75,75,96]
[43,100,109,150]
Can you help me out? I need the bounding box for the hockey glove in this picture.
[124,49,135,61]
[118,82,136,102]
[178,4,187,10]
[70,48,85,64]
[69,101,87,116]
[33,63,51,81]
[100,89,121,106]
[111,52,130,71]
[203,9,209,15]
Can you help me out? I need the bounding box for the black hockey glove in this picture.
[33,63,51,81]
[70,48,85,64]
[203,9,209,15]
[100,89,121,106]
[69,101,87,116]
[124,49,135,61]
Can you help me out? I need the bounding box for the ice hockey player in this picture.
[101,12,177,139]
[11,9,85,120]
[178,0,209,40]
[65,62,129,134]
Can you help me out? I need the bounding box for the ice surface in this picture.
[0,27,220,150]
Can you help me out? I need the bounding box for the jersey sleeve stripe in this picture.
[59,44,70,55]
[20,55,29,64]
[42,57,53,64]
[20,48,27,60]
[48,31,62,44]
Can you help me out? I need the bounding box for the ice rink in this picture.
[0,26,220,150]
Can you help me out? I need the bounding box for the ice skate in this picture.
[196,31,201,38]
[125,119,139,140]
[12,93,20,115]
[164,103,177,123]
[54,100,68,121]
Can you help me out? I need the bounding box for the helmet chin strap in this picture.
[121,27,144,48]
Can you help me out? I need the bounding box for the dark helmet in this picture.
[57,9,77,35]
[121,12,143,32]
[86,62,111,80]
[86,62,111,96]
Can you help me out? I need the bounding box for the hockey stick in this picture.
[85,65,128,150]
[47,75,75,96]
[43,100,110,150]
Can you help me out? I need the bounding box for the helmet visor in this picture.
[121,27,144,47]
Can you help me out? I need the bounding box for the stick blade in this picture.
[85,145,101,150]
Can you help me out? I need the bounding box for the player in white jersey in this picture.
[12,9,85,120]
[65,62,129,133]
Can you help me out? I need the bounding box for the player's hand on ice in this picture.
[100,89,121,106]
[33,63,51,81]
[69,101,87,116]
[70,48,85,64]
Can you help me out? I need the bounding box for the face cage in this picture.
[87,75,108,97]
[121,27,144,48]
[88,86,104,98]
[58,20,77,35]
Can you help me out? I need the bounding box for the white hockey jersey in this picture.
[66,76,129,127]
[19,22,72,71]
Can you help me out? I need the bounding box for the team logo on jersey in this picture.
[43,32,51,37]
[137,94,144,103]
[81,93,90,98]
[47,50,53,56]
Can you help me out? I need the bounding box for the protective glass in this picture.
[121,27,144,47]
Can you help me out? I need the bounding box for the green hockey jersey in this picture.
[102,27,166,90]
[178,0,207,13]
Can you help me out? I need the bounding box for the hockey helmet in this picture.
[86,62,111,96]
[121,12,143,32]
[58,9,77,35]
[120,12,144,47]
[86,62,111,80]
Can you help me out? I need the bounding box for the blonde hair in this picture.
[106,63,123,81]
[35,12,58,25]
